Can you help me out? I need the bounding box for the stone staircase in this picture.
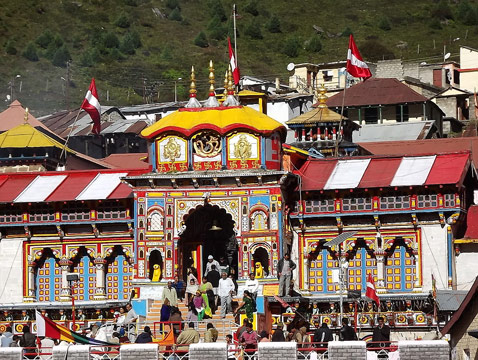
[145,299,239,341]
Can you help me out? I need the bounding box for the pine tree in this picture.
[22,42,39,61]
[194,31,209,48]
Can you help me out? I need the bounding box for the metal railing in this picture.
[89,345,120,360]
[22,347,52,360]
[366,341,399,359]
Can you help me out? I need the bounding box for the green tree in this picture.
[378,17,391,31]
[35,29,54,48]
[5,39,17,55]
[115,12,131,28]
[53,34,64,48]
[208,15,226,40]
[79,48,100,67]
[52,45,71,67]
[22,42,39,61]
[168,7,183,21]
[457,1,478,25]
[244,21,262,39]
[266,15,281,33]
[103,32,120,49]
[120,35,136,54]
[283,36,300,57]
[244,0,259,16]
[208,0,226,21]
[305,36,322,53]
[194,31,209,47]
[124,31,142,49]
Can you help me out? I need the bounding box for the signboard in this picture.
[262,284,279,296]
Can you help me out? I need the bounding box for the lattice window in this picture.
[347,248,377,291]
[0,209,22,223]
[75,256,95,301]
[36,257,61,302]
[444,194,456,207]
[97,201,127,220]
[61,204,90,221]
[308,249,339,294]
[305,199,335,213]
[385,247,416,291]
[106,255,133,300]
[251,211,268,231]
[148,211,163,231]
[342,198,372,212]
[380,196,410,210]
[417,194,438,208]
[29,204,55,222]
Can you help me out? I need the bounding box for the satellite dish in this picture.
[420,62,427,65]
[287,63,295,71]
[6,95,11,101]
[444,52,451,60]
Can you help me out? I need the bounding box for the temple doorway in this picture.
[178,204,237,281]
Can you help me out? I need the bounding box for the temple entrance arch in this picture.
[178,203,237,280]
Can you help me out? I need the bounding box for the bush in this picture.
[53,34,64,48]
[194,31,209,47]
[115,12,130,28]
[283,37,300,57]
[103,32,120,49]
[244,0,259,16]
[125,31,142,48]
[305,36,322,53]
[110,48,125,60]
[22,42,39,61]
[378,17,391,31]
[166,0,179,10]
[244,21,262,39]
[5,39,17,55]
[35,29,54,48]
[168,7,182,21]
[266,15,281,33]
[52,45,71,67]
[79,48,100,67]
[120,36,136,55]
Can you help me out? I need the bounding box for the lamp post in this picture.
[66,273,79,329]
[174,77,182,102]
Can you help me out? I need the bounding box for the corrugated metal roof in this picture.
[326,78,428,107]
[390,156,436,186]
[324,159,371,189]
[76,172,128,200]
[436,290,468,311]
[352,121,436,143]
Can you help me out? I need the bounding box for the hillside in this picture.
[0,0,477,116]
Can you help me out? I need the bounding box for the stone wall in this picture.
[328,341,366,360]
[189,342,228,360]
[52,344,90,360]
[258,341,297,360]
[398,340,449,360]
[0,347,23,360]
[120,343,159,360]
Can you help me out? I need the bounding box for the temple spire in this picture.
[185,66,201,108]
[204,60,220,108]
[23,108,29,124]
[223,64,239,107]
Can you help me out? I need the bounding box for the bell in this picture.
[209,220,222,231]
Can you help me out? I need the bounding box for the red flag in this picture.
[81,78,101,134]
[228,37,240,85]
[365,273,380,305]
[346,34,372,79]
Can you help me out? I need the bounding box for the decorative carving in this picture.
[234,135,252,160]
[163,137,182,162]
[193,132,221,157]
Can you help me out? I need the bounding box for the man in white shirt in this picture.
[205,255,220,276]
[244,272,259,301]
[161,281,178,307]
[125,303,138,325]
[218,272,235,318]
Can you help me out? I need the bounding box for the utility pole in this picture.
[66,61,71,111]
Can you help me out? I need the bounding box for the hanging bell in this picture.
[209,220,222,231]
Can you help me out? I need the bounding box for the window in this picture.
[61,204,90,221]
[29,205,55,222]
[148,211,163,231]
[251,211,268,231]
[305,199,335,213]
[364,107,378,124]
[380,196,410,210]
[342,198,372,211]
[97,201,127,220]
[0,209,22,223]
[417,194,438,208]
[395,105,409,122]
[444,194,456,207]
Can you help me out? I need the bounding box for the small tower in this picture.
[204,60,220,108]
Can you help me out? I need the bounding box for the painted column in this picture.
[375,251,386,293]
[94,257,107,300]
[447,226,453,289]
[25,259,36,302]
[59,257,72,302]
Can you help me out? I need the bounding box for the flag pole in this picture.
[233,4,238,68]
[335,72,348,157]
[58,108,82,168]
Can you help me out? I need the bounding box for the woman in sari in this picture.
[198,276,213,318]
[235,290,256,323]
[185,268,198,304]
[193,290,206,321]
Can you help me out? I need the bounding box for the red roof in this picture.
[360,137,478,168]
[461,205,478,240]
[45,173,97,202]
[0,174,37,202]
[326,78,428,107]
[102,153,150,170]
[297,152,470,191]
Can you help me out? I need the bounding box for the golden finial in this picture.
[317,83,328,109]
[24,108,29,124]
[208,60,215,95]
[189,66,197,98]
[227,65,234,95]
[223,70,228,96]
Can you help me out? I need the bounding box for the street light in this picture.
[66,273,79,329]
[9,75,21,103]
[174,77,182,102]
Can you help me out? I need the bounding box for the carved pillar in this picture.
[375,250,386,293]
[94,257,107,300]
[59,257,72,302]
[24,259,36,302]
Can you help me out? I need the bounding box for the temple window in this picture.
[305,199,335,213]
[0,209,23,223]
[342,197,372,212]
[251,211,268,231]
[444,194,456,207]
[97,201,127,219]
[417,194,438,208]
[148,211,163,231]
[380,196,410,210]
[29,204,55,222]
[61,203,90,221]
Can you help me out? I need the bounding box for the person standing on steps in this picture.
[244,272,259,301]
[204,255,220,276]
[218,271,235,319]
[277,253,296,297]
[162,280,178,307]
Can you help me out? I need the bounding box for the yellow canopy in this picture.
[141,106,285,139]
[286,107,344,126]
[0,123,72,151]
